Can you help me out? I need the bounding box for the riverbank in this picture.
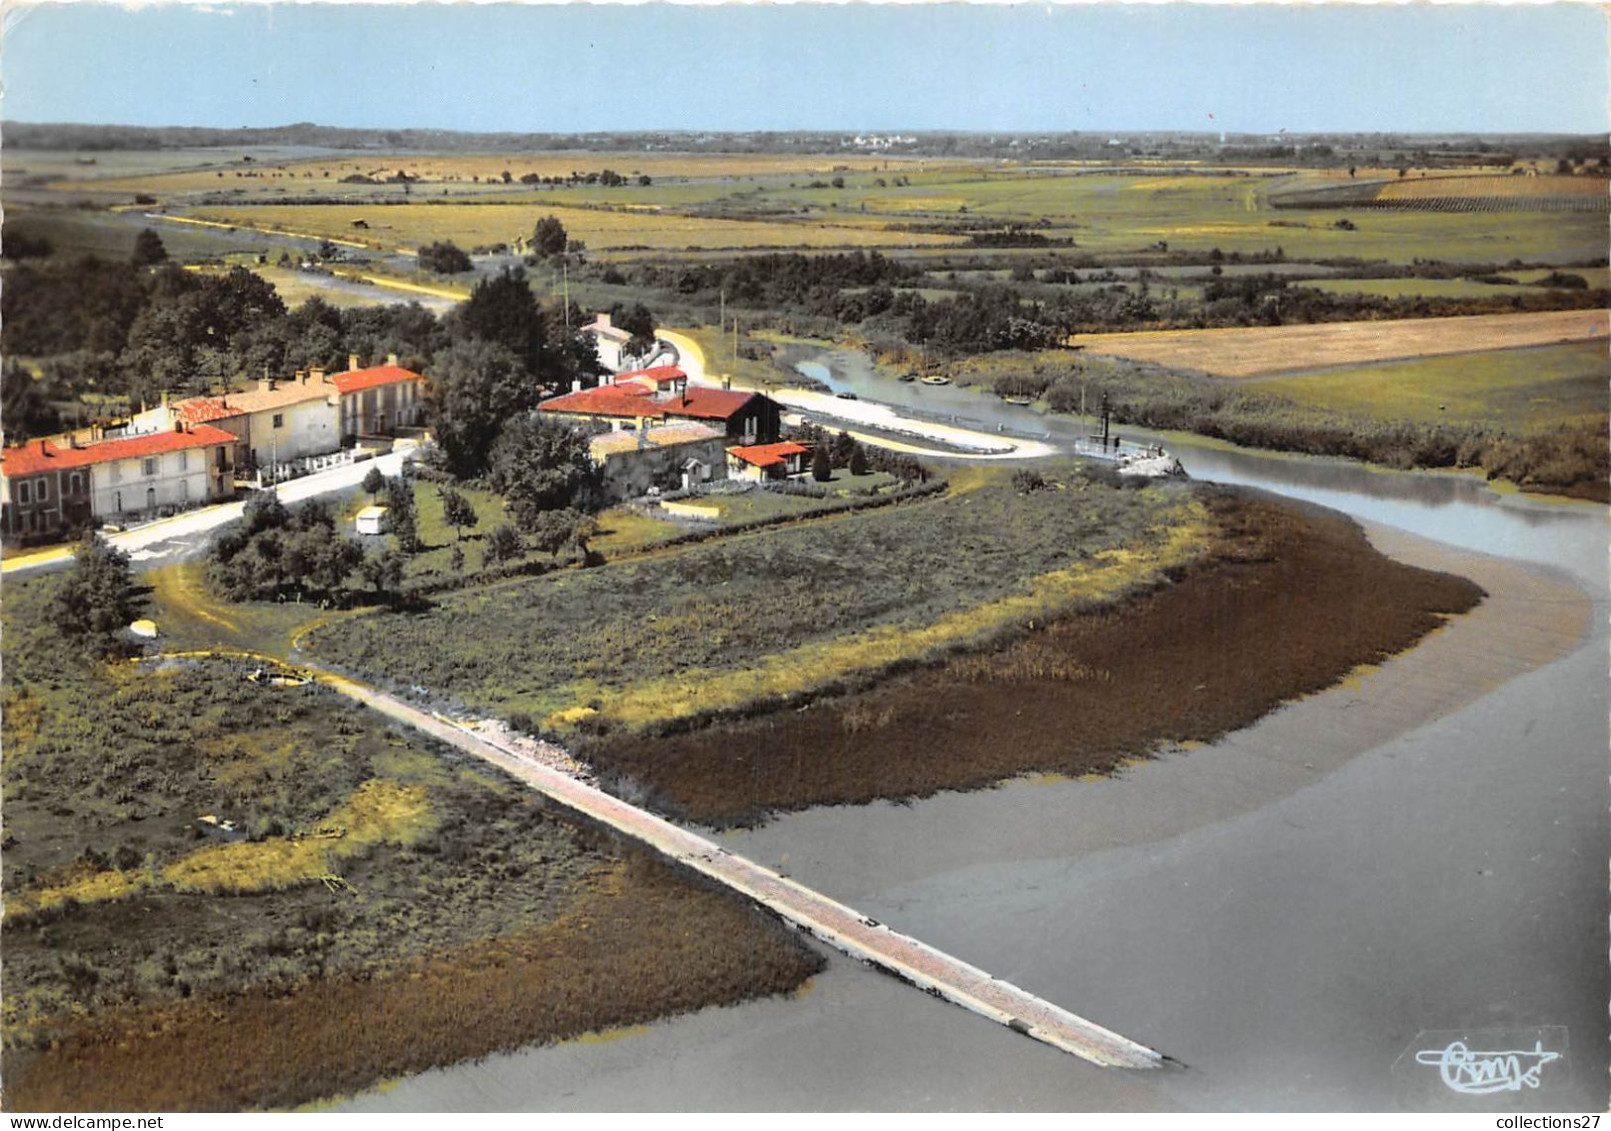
[579,488,1485,827]
[5,851,822,1111]
[343,489,1605,1114]
[0,572,823,1112]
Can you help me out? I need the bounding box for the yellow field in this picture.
[1378,174,1609,200]
[1080,309,1611,378]
[188,203,961,254]
[63,151,957,195]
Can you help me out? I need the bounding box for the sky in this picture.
[2,2,1606,135]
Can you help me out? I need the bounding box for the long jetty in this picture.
[314,669,1168,1071]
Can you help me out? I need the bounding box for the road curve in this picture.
[657,330,1058,461]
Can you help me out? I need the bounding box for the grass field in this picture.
[3,206,293,262]
[305,468,1203,733]
[1250,341,1608,429]
[1,568,821,1110]
[1079,308,1610,378]
[1298,275,1605,301]
[582,491,1485,826]
[65,150,951,196]
[188,202,962,255]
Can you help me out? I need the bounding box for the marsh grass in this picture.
[305,468,1193,730]
[580,490,1485,826]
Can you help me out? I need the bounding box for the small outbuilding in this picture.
[356,505,390,535]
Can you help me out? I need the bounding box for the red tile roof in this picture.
[175,381,332,424]
[539,383,761,424]
[332,364,423,395]
[727,441,809,468]
[539,383,663,418]
[3,425,236,478]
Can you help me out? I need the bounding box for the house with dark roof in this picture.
[2,423,236,542]
[538,382,780,445]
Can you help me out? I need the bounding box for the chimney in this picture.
[386,353,398,367]
[68,432,80,449]
[597,312,612,330]
[37,439,49,456]
[161,390,170,410]
[311,366,327,384]
[348,353,361,372]
[260,377,277,393]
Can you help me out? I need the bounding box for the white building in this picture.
[2,423,236,540]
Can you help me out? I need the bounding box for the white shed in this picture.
[356,505,390,535]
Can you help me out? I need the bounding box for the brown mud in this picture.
[3,852,823,1112]
[583,489,1486,827]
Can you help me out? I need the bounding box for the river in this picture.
[345,348,1607,1112]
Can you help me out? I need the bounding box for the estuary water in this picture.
[346,350,1608,1112]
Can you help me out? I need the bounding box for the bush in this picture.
[417,241,472,275]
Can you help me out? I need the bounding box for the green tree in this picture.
[359,548,406,602]
[1,359,63,441]
[57,532,142,658]
[848,443,869,477]
[438,486,479,541]
[449,543,466,573]
[609,302,658,362]
[362,464,386,498]
[831,430,858,468]
[811,445,833,482]
[458,265,543,372]
[130,228,168,268]
[385,476,420,554]
[481,523,523,567]
[417,240,472,274]
[425,339,536,478]
[532,215,568,259]
[487,415,600,530]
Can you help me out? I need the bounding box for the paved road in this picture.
[658,330,1057,461]
[2,448,415,578]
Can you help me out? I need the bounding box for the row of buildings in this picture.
[2,339,820,545]
[2,357,425,544]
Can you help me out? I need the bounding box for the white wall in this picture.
[91,447,222,519]
[247,397,339,464]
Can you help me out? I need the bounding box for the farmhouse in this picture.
[726,441,811,482]
[588,423,728,500]
[539,381,781,445]
[2,423,236,542]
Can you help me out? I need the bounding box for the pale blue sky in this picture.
[3,3,1606,134]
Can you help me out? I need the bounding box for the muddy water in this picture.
[346,354,1608,1112]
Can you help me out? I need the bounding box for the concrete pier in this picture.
[321,670,1168,1071]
